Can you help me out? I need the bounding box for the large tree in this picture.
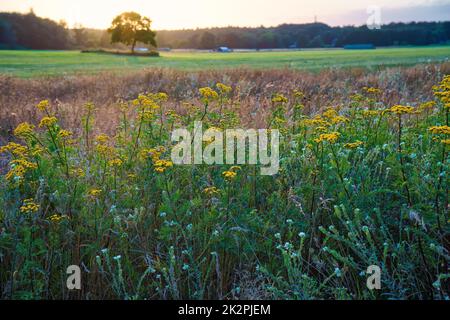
[107,12,156,53]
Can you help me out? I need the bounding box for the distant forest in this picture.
[1,11,450,50]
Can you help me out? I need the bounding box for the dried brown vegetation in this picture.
[1,63,449,138]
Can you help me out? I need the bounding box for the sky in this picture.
[0,0,449,30]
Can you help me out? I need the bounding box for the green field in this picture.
[0,46,449,77]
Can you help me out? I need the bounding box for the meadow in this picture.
[0,46,449,77]
[0,51,449,299]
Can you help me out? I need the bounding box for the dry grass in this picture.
[1,63,449,139]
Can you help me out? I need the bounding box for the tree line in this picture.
[1,10,450,50]
[158,22,450,49]
[0,10,69,49]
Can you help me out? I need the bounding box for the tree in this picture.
[107,12,156,53]
[72,23,86,48]
[199,31,216,49]
[0,12,69,49]
[222,32,241,48]
[0,20,16,49]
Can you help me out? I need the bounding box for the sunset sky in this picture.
[0,0,449,30]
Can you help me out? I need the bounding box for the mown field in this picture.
[0,46,449,77]
[0,51,449,300]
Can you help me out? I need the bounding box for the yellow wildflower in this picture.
[95,134,109,144]
[165,110,175,116]
[350,94,365,103]
[5,165,26,182]
[20,199,40,213]
[314,132,340,144]
[331,115,349,125]
[66,139,77,146]
[70,168,85,178]
[428,126,450,135]
[203,186,220,196]
[419,101,436,111]
[199,87,219,102]
[272,94,288,104]
[363,87,382,95]
[134,94,160,109]
[222,170,237,181]
[14,122,35,138]
[10,159,37,170]
[127,173,137,179]
[208,127,223,133]
[154,159,173,173]
[322,108,338,119]
[273,117,286,125]
[88,189,102,198]
[389,105,415,115]
[138,110,155,121]
[156,146,166,153]
[140,146,166,161]
[293,90,305,99]
[31,146,44,157]
[0,142,28,157]
[58,130,73,139]
[301,116,331,128]
[204,136,215,143]
[362,110,380,117]
[344,141,364,149]
[154,92,169,102]
[108,158,123,168]
[49,214,67,223]
[5,159,36,184]
[314,126,328,133]
[39,116,58,128]
[433,76,450,104]
[165,110,181,122]
[139,148,152,160]
[154,159,173,167]
[216,83,232,94]
[36,100,49,112]
[85,102,95,112]
[96,144,115,157]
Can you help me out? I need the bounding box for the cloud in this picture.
[326,2,450,26]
